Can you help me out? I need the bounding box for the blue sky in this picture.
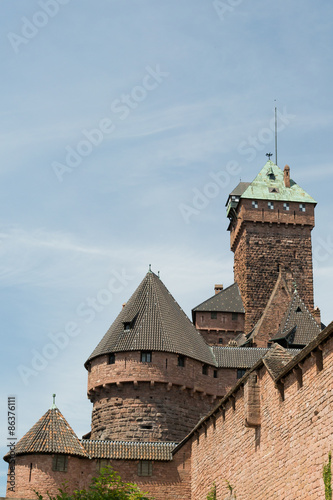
[1,0,333,493]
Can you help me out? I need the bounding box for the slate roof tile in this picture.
[81,440,176,461]
[192,283,245,314]
[86,271,216,366]
[262,343,295,379]
[212,346,300,368]
[271,291,321,346]
[4,406,88,462]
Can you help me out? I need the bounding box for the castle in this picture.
[5,160,332,499]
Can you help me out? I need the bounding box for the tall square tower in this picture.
[226,161,316,333]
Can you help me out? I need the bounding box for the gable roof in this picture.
[192,283,245,316]
[271,291,321,346]
[228,182,251,199]
[4,406,88,462]
[86,271,216,366]
[240,161,316,204]
[246,270,293,345]
[212,346,300,368]
[81,440,176,461]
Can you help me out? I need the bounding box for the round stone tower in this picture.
[85,270,222,443]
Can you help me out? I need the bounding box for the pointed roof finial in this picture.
[50,393,57,409]
[149,264,152,273]
[266,152,273,161]
[158,271,160,278]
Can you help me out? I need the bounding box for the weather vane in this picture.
[266,152,273,160]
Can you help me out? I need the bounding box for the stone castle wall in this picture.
[88,352,233,442]
[194,311,244,345]
[187,328,333,499]
[6,444,192,500]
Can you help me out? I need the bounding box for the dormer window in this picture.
[252,200,258,209]
[269,187,279,193]
[299,204,306,212]
[267,167,275,180]
[268,201,274,210]
[123,322,131,331]
[283,202,290,211]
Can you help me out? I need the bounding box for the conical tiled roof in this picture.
[241,160,316,204]
[4,406,88,461]
[192,283,245,314]
[86,271,216,366]
[270,291,321,347]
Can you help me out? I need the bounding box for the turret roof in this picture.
[86,271,216,366]
[4,406,88,461]
[240,160,316,203]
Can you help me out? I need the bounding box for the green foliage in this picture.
[225,480,236,497]
[323,452,332,500]
[206,483,217,500]
[206,480,236,500]
[35,466,153,500]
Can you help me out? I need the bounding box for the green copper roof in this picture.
[241,161,316,204]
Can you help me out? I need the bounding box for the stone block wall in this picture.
[88,352,230,442]
[194,311,244,345]
[232,206,314,333]
[186,331,333,499]
[6,443,192,500]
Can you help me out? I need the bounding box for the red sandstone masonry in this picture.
[194,311,244,346]
[88,352,234,442]
[230,199,315,333]
[184,328,333,499]
[6,444,192,500]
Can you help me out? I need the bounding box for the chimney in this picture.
[284,165,290,188]
[312,306,321,326]
[214,284,223,295]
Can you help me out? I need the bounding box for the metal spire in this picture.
[50,393,57,409]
